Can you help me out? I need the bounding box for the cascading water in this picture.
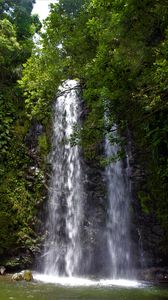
[43,80,83,277]
[105,126,132,278]
[36,81,138,286]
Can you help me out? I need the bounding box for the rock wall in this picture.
[81,157,108,276]
[125,129,167,271]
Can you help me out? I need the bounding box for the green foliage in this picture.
[59,0,85,16]
[0,19,20,67]
[19,44,63,121]
[0,0,43,264]
[38,133,49,160]
[0,211,16,254]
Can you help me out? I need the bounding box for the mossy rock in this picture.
[23,270,33,281]
[12,270,33,282]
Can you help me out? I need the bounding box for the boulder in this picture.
[12,273,23,281]
[23,270,33,282]
[12,270,33,282]
[0,266,6,275]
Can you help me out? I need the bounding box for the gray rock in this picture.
[0,266,6,275]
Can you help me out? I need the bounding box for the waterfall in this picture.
[105,126,132,278]
[41,81,133,281]
[43,80,83,276]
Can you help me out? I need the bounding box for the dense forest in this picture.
[0,0,168,271]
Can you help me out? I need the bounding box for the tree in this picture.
[0,19,20,79]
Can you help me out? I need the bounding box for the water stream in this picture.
[105,127,132,278]
[42,80,133,283]
[43,80,83,276]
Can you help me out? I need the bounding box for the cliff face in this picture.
[126,130,167,271]
[81,158,108,276]
[81,124,168,274]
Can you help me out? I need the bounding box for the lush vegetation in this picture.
[1,0,168,267]
[0,0,43,268]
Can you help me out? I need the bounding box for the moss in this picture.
[38,133,48,158]
[138,191,151,215]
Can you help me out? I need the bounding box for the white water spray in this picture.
[105,126,132,278]
[39,82,136,286]
[43,80,83,276]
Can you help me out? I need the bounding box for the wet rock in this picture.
[0,266,6,275]
[156,272,168,282]
[23,270,33,281]
[138,267,168,282]
[12,273,23,281]
[12,270,33,282]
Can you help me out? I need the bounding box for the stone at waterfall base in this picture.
[138,268,168,283]
[12,270,33,282]
[0,266,6,275]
